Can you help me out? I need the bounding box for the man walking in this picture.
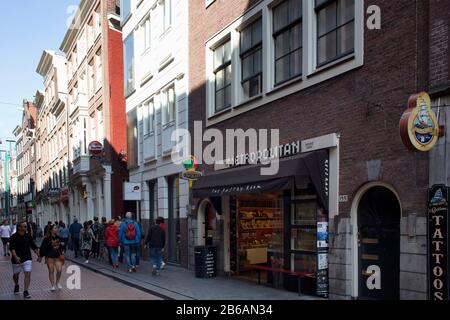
[91,217,100,259]
[145,217,166,276]
[69,218,83,258]
[99,217,108,261]
[9,220,40,299]
[118,212,141,273]
[0,220,12,257]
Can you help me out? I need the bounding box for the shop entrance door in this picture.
[358,186,400,300]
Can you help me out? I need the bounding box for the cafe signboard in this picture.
[428,185,450,300]
[400,92,439,152]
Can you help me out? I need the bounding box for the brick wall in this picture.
[188,0,441,299]
[106,26,128,217]
[429,0,450,93]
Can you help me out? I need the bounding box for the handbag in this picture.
[58,248,65,263]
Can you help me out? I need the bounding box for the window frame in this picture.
[315,0,355,68]
[272,0,303,86]
[163,0,172,33]
[213,39,232,114]
[205,0,362,124]
[141,13,152,54]
[143,98,155,136]
[240,18,263,99]
[121,0,132,25]
[162,84,176,126]
[123,32,135,97]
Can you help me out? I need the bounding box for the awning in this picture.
[193,150,329,211]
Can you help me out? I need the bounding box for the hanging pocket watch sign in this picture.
[400,92,439,152]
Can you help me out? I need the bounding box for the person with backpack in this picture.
[79,222,94,264]
[118,212,141,273]
[144,217,166,276]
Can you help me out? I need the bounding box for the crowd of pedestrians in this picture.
[67,212,166,274]
[0,212,166,299]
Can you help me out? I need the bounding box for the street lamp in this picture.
[0,139,16,218]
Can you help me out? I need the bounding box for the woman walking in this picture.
[105,220,119,269]
[58,222,69,254]
[38,224,65,291]
[79,222,94,264]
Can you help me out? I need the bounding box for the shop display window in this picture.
[235,192,284,277]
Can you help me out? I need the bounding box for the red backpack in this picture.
[125,222,137,240]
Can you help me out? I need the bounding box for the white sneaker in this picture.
[85,260,89,264]
[57,283,63,290]
[161,262,166,270]
[51,286,56,292]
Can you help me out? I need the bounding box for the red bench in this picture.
[251,265,315,294]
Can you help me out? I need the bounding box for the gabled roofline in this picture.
[36,50,55,77]
[59,0,93,53]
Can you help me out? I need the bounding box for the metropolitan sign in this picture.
[123,182,141,201]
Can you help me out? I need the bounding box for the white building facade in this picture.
[35,50,70,226]
[121,0,190,266]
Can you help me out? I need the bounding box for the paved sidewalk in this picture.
[0,255,161,300]
[66,251,319,300]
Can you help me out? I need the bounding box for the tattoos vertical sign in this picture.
[428,185,449,300]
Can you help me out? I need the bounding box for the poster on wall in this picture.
[316,209,329,298]
[428,185,449,300]
[123,182,142,201]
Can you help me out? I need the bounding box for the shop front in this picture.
[193,150,331,297]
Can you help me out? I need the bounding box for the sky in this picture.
[0,0,79,147]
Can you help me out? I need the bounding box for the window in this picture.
[96,49,103,90]
[121,0,131,23]
[97,106,104,141]
[273,0,303,85]
[316,0,354,66]
[90,112,97,142]
[204,0,362,124]
[142,16,151,52]
[213,40,232,113]
[79,70,87,94]
[95,5,102,37]
[126,109,138,168]
[143,99,155,135]
[240,18,262,98]
[78,31,87,63]
[87,17,94,48]
[163,0,172,32]
[163,86,176,125]
[88,59,95,97]
[124,33,135,96]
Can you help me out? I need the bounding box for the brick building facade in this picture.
[188,0,446,300]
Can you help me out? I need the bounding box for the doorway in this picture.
[357,186,401,300]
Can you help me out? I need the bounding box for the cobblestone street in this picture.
[0,255,162,300]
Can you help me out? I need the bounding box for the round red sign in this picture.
[89,141,104,156]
